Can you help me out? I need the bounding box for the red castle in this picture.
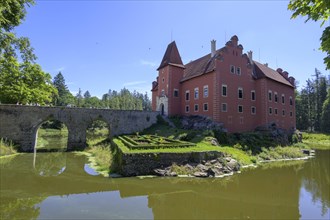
[151,36,296,132]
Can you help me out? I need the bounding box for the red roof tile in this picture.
[181,50,222,82]
[254,61,293,87]
[157,41,184,70]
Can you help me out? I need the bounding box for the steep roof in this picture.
[157,41,184,70]
[181,52,217,82]
[254,61,293,87]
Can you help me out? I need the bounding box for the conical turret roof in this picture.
[157,41,184,70]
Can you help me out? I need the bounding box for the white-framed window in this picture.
[203,85,208,98]
[282,94,285,104]
[236,67,241,75]
[282,109,285,116]
[222,84,227,97]
[268,90,272,101]
[194,104,199,112]
[194,87,199,99]
[251,90,256,101]
[290,96,293,105]
[238,88,243,99]
[173,89,179,97]
[269,107,272,115]
[185,105,190,113]
[203,103,208,111]
[238,105,243,113]
[185,90,190,101]
[251,106,256,115]
[275,108,278,115]
[222,103,227,112]
[230,65,235,74]
[274,92,278,103]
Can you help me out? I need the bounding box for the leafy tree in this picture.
[99,88,151,110]
[0,0,35,32]
[288,0,330,69]
[84,90,91,99]
[52,72,74,106]
[296,89,309,130]
[75,88,83,107]
[0,0,56,105]
[295,68,329,131]
[83,96,101,108]
[321,89,330,133]
[0,58,56,104]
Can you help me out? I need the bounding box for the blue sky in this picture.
[16,1,328,98]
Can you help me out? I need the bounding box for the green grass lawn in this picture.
[300,132,330,150]
[116,121,318,165]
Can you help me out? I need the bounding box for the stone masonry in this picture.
[0,104,158,152]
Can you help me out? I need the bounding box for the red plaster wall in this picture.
[168,65,184,115]
[214,44,258,132]
[258,79,296,130]
[180,72,215,118]
[152,39,296,132]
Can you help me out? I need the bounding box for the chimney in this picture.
[282,71,289,79]
[264,63,268,67]
[152,81,158,89]
[247,50,253,64]
[288,76,295,86]
[276,68,283,74]
[211,39,216,57]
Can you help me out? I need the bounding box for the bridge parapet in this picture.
[0,104,158,152]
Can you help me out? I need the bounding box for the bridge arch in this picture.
[0,105,158,152]
[33,115,70,151]
[86,116,111,146]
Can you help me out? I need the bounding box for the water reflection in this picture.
[0,151,329,219]
[33,152,66,176]
[300,150,330,218]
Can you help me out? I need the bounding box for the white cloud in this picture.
[140,60,157,68]
[123,81,147,87]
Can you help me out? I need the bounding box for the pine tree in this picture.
[321,89,330,133]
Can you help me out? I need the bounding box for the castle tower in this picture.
[153,41,185,116]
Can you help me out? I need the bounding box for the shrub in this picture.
[213,130,228,144]
[156,115,168,125]
[0,138,17,156]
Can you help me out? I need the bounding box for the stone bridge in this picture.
[0,104,158,152]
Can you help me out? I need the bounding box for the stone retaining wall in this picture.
[116,148,224,176]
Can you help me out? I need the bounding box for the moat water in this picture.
[1,149,329,219]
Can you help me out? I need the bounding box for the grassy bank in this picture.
[115,121,309,165]
[83,128,113,176]
[0,138,17,157]
[299,132,330,150]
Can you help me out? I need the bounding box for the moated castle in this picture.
[151,35,296,132]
